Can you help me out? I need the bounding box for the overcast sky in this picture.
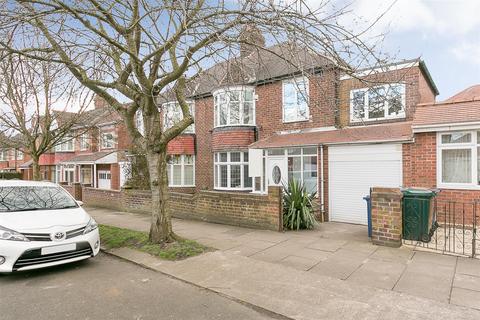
[327,0,480,100]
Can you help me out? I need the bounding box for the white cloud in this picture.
[451,41,480,67]
[337,0,480,37]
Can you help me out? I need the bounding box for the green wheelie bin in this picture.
[402,188,438,242]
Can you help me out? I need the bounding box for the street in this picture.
[0,253,276,320]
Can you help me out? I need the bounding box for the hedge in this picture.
[0,172,22,180]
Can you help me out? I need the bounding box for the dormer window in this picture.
[213,87,255,127]
[350,83,406,122]
[163,101,195,133]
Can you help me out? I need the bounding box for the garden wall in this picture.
[81,186,283,231]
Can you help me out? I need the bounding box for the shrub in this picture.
[0,172,22,180]
[283,179,317,230]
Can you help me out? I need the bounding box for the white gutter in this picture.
[412,121,480,133]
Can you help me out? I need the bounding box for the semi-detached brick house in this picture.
[33,97,132,190]
[151,31,480,226]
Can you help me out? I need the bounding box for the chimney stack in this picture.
[94,95,108,109]
[239,25,265,58]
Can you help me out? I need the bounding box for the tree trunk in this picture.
[32,156,41,181]
[147,150,176,243]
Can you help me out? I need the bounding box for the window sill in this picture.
[214,187,253,192]
[350,116,406,123]
[283,118,310,124]
[437,183,480,190]
[169,185,195,188]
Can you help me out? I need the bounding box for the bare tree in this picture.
[0,0,389,243]
[0,53,92,180]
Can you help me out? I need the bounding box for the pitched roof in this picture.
[444,84,480,103]
[158,43,334,101]
[60,151,114,163]
[413,100,480,128]
[250,122,413,149]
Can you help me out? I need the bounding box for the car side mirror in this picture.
[77,200,84,206]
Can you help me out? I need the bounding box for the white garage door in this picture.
[328,143,403,225]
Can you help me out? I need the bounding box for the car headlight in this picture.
[0,225,29,242]
[83,218,98,234]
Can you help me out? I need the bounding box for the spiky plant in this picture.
[282,179,317,230]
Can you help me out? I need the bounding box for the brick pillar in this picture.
[267,186,283,231]
[72,182,83,201]
[370,187,403,247]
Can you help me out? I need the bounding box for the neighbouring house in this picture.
[0,134,31,178]
[31,97,133,190]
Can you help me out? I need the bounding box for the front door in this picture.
[267,156,287,187]
[98,170,112,189]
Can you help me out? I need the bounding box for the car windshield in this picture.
[0,186,78,212]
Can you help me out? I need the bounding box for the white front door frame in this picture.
[267,155,288,187]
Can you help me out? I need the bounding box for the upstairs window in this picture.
[163,101,195,133]
[214,87,255,127]
[135,109,145,136]
[283,77,309,123]
[0,150,8,161]
[79,133,89,151]
[55,134,74,152]
[101,132,116,149]
[350,83,405,122]
[16,150,23,160]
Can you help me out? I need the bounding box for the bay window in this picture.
[214,151,252,190]
[287,147,318,194]
[167,155,195,187]
[438,131,480,188]
[213,87,255,127]
[283,77,309,123]
[350,83,405,122]
[163,101,195,133]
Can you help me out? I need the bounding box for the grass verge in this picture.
[99,224,210,261]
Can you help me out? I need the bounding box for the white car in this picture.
[0,180,100,273]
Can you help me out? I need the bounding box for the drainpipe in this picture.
[319,145,325,222]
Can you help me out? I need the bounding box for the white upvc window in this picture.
[163,101,195,133]
[79,133,89,151]
[0,150,8,161]
[350,83,406,122]
[282,77,309,123]
[214,151,252,190]
[55,134,75,152]
[167,155,195,187]
[135,109,145,136]
[101,132,116,149]
[287,147,318,194]
[16,150,23,160]
[437,131,480,189]
[213,87,255,127]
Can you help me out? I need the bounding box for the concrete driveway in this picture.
[88,206,480,310]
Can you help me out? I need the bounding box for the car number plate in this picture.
[41,243,77,255]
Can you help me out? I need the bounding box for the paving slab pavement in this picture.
[88,206,480,310]
[107,247,480,320]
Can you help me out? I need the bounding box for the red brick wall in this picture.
[256,70,338,140]
[82,186,283,231]
[211,127,255,151]
[402,132,437,188]
[167,135,195,155]
[370,187,403,247]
